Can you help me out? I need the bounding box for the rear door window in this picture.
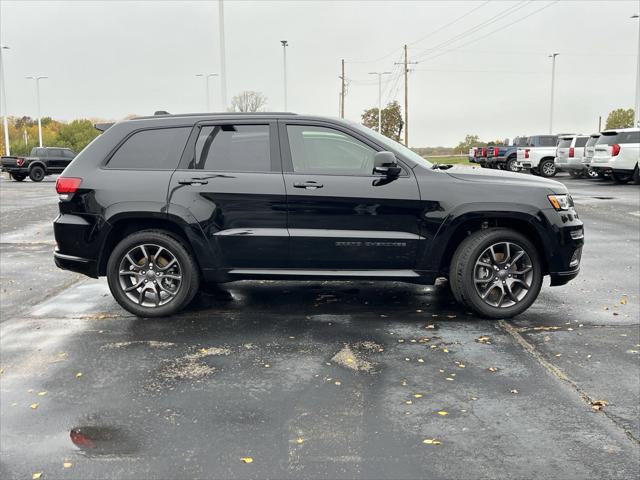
[108,127,191,170]
[190,124,272,172]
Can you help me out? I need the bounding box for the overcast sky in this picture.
[1,0,638,146]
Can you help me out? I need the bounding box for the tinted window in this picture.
[287,125,376,175]
[575,137,588,148]
[108,127,191,170]
[558,138,572,148]
[538,136,558,147]
[191,125,271,172]
[63,150,75,159]
[619,131,640,143]
[586,136,600,147]
[35,148,47,157]
[515,137,528,147]
[50,148,64,156]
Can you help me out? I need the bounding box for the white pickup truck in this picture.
[516,135,559,177]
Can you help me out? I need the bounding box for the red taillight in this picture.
[16,157,25,167]
[493,147,499,156]
[481,147,487,156]
[569,147,574,158]
[56,177,82,194]
[611,144,620,156]
[524,149,530,159]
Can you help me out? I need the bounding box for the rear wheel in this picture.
[586,168,599,179]
[29,166,45,182]
[11,173,26,182]
[568,170,582,178]
[106,230,200,317]
[611,171,631,184]
[449,228,543,319]
[539,159,557,177]
[506,157,519,172]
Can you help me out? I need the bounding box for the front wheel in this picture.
[449,228,543,319]
[29,166,45,182]
[106,230,200,317]
[611,171,631,184]
[539,159,557,177]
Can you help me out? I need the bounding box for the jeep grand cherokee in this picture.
[53,113,584,318]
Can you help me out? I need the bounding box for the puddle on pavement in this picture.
[70,425,139,456]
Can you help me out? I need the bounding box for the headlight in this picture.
[548,194,573,211]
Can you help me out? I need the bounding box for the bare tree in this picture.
[230,91,268,112]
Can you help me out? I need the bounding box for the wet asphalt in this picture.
[0,172,638,480]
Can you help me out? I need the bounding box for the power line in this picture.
[412,1,533,62]
[417,1,559,64]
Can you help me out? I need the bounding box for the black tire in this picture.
[632,166,640,185]
[538,159,557,177]
[611,171,631,184]
[568,171,582,178]
[29,165,45,182]
[506,157,519,172]
[449,228,543,319]
[586,168,599,179]
[106,230,200,317]
[11,173,26,182]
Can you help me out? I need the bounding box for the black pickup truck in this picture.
[1,147,76,182]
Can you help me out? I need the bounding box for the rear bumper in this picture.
[54,250,98,278]
[554,157,585,170]
[1,167,29,174]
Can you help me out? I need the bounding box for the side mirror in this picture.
[373,151,402,177]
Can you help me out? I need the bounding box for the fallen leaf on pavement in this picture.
[417,358,424,363]
[475,336,492,344]
[241,457,253,464]
[75,372,83,378]
[425,324,436,329]
[37,391,47,396]
[295,438,305,445]
[488,367,499,372]
[620,296,628,305]
[445,377,454,381]
[423,439,441,445]
[334,380,342,386]
[510,389,519,394]
[591,400,608,411]
[413,393,423,398]
[437,411,448,416]
[30,403,39,409]
[32,473,42,479]
[63,462,73,469]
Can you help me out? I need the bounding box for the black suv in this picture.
[53,113,584,318]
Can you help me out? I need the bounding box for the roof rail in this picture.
[94,122,114,132]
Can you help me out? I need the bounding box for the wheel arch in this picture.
[428,210,551,277]
[28,161,46,172]
[97,213,206,276]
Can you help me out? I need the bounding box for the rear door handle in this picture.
[293,181,323,189]
[179,178,209,185]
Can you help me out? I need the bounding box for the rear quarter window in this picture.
[107,127,191,170]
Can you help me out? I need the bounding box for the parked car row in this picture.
[470,128,639,184]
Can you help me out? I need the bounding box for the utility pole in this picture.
[195,73,218,111]
[598,115,602,131]
[218,0,228,110]
[395,45,417,146]
[632,14,640,127]
[0,45,10,156]
[340,59,345,118]
[548,53,559,134]
[281,40,288,111]
[368,71,392,133]
[25,75,47,147]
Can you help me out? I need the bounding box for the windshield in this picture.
[349,122,433,168]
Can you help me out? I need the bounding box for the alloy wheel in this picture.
[117,243,183,307]
[473,242,534,308]
[542,162,556,176]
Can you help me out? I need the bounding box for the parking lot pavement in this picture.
[1,173,638,479]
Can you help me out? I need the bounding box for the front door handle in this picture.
[293,181,323,189]
[179,178,209,185]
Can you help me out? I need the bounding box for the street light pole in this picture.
[25,75,47,147]
[281,40,288,111]
[632,14,639,127]
[0,45,10,156]
[368,71,392,133]
[548,53,559,134]
[196,73,218,111]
